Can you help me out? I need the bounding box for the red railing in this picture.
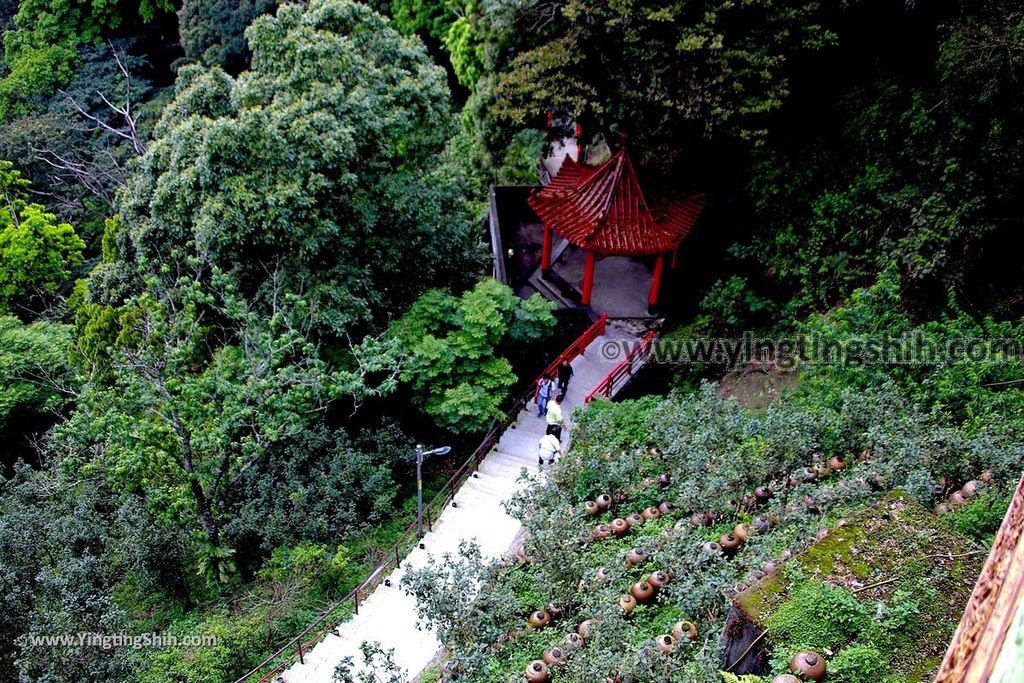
[584,330,656,404]
[534,313,607,402]
[233,321,605,683]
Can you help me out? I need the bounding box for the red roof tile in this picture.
[529,146,705,256]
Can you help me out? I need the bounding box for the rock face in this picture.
[719,604,771,676]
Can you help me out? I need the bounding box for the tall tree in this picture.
[69,0,479,573]
[486,0,835,157]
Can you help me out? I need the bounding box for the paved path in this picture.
[281,323,640,682]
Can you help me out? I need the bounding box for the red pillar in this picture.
[581,250,596,306]
[671,246,680,269]
[575,123,583,162]
[541,224,553,272]
[648,253,666,308]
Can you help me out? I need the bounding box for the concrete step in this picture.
[491,446,550,466]
[456,471,518,499]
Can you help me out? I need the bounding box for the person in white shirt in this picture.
[537,376,554,416]
[538,433,561,466]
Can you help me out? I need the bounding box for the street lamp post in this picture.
[416,444,451,538]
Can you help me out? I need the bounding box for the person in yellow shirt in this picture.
[545,396,564,440]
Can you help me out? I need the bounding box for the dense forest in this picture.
[1,1,1022,682]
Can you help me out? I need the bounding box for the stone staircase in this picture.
[280,323,642,683]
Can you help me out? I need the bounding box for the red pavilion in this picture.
[528,143,705,309]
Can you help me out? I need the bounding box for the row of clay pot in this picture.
[934,472,993,515]
[526,603,565,631]
[523,618,605,681]
[592,502,673,541]
[702,513,778,559]
[617,570,669,613]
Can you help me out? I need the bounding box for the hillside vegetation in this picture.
[0,1,1022,682]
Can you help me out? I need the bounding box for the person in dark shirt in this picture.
[557,359,573,394]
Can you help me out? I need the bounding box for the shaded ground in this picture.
[718,366,799,410]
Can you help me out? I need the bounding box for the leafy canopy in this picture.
[391,280,555,433]
[0,161,85,312]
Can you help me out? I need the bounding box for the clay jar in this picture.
[962,480,980,498]
[734,523,753,543]
[658,501,673,515]
[702,541,722,556]
[563,632,584,650]
[753,515,773,534]
[626,512,646,528]
[754,486,773,503]
[527,610,551,630]
[655,634,674,654]
[658,472,672,487]
[771,676,801,683]
[596,494,612,511]
[546,603,564,620]
[631,580,656,604]
[828,455,846,471]
[719,532,741,556]
[648,570,670,589]
[672,620,698,642]
[594,524,612,540]
[789,650,826,681]
[584,500,600,516]
[625,547,647,568]
[577,620,594,639]
[618,594,637,613]
[543,646,567,667]
[949,491,967,507]
[643,506,662,520]
[610,518,630,537]
[596,566,609,583]
[525,660,550,683]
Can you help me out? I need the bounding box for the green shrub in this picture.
[945,489,1012,543]
[828,644,887,683]
[767,578,870,654]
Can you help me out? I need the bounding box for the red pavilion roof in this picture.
[529,146,705,256]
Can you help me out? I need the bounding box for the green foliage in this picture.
[827,644,888,683]
[766,577,870,655]
[796,267,1024,432]
[334,640,411,683]
[393,280,555,433]
[178,0,278,72]
[118,0,478,338]
[719,674,765,683]
[744,2,1024,313]
[391,0,451,41]
[697,275,778,333]
[0,161,85,312]
[945,489,1013,543]
[0,0,172,118]
[0,316,73,425]
[223,423,409,552]
[489,1,835,152]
